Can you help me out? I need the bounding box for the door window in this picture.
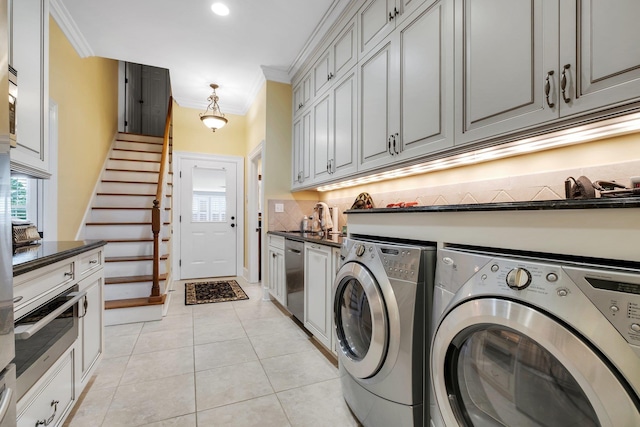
[447,326,599,426]
[191,167,227,223]
[336,277,372,360]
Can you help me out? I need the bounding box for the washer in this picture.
[430,246,640,427]
[333,236,436,427]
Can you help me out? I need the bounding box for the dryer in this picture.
[333,236,436,427]
[430,246,640,427]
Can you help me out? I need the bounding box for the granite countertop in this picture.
[268,230,344,248]
[13,240,108,276]
[345,197,640,214]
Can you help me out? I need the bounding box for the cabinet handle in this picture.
[329,73,334,80]
[89,259,98,264]
[329,159,334,173]
[561,64,571,103]
[78,296,89,319]
[272,253,276,258]
[388,136,393,155]
[64,272,73,278]
[392,134,399,155]
[35,400,59,426]
[394,7,400,17]
[389,12,394,21]
[545,70,555,108]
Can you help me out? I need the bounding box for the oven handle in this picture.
[15,291,87,340]
[0,386,13,425]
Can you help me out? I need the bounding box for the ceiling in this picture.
[52,0,353,115]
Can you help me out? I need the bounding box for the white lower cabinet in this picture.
[267,235,286,306]
[78,269,104,387]
[304,242,334,349]
[17,350,75,427]
[331,247,341,356]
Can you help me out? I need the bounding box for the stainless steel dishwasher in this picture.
[284,238,304,321]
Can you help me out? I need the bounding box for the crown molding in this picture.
[260,66,290,84]
[50,0,94,58]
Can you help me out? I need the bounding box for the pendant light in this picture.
[200,83,228,132]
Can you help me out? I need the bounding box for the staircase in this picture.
[84,132,173,325]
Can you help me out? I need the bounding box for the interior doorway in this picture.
[124,62,170,136]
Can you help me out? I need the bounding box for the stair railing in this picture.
[150,97,173,303]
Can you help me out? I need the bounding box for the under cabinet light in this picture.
[316,113,640,192]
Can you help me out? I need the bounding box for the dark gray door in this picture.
[125,63,169,136]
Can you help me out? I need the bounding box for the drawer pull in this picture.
[35,399,59,426]
[89,259,98,264]
[13,296,23,303]
[63,272,73,277]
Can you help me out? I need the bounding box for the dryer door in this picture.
[334,261,388,379]
[431,298,640,427]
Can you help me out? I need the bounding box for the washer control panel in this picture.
[380,246,423,282]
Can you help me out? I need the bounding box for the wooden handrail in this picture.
[150,97,173,303]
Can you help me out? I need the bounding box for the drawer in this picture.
[13,261,75,320]
[268,235,285,250]
[77,248,103,280]
[17,351,75,427]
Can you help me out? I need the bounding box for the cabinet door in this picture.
[314,50,332,98]
[358,40,398,172]
[394,0,453,159]
[292,109,312,189]
[293,71,312,116]
[79,271,103,383]
[454,0,558,146]
[313,93,332,182]
[268,246,285,306]
[10,0,50,177]
[333,17,358,82]
[304,244,332,348]
[331,69,358,179]
[358,0,396,57]
[559,0,640,116]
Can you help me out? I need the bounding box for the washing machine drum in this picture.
[334,262,389,379]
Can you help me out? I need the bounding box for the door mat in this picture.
[185,280,249,305]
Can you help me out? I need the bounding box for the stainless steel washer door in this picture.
[334,262,388,379]
[432,298,640,427]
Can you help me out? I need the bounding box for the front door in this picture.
[180,158,237,279]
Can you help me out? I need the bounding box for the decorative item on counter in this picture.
[315,202,333,232]
[301,215,309,232]
[631,176,640,189]
[11,220,41,247]
[350,192,374,209]
[386,202,419,208]
[565,176,640,199]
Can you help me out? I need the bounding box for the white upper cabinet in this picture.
[558,0,640,117]
[292,108,312,189]
[455,0,640,146]
[10,0,50,177]
[312,68,358,183]
[313,16,357,99]
[358,0,430,58]
[359,0,453,172]
[293,71,312,117]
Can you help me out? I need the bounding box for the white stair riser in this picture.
[103,170,159,182]
[105,260,167,277]
[91,209,152,223]
[85,224,154,239]
[111,150,161,162]
[117,133,163,144]
[99,182,159,195]
[105,282,153,300]
[105,304,163,326]
[114,140,163,152]
[94,195,156,208]
[104,241,168,258]
[108,159,160,172]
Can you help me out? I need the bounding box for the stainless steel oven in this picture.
[13,284,85,400]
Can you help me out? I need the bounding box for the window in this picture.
[10,175,42,228]
[192,191,226,222]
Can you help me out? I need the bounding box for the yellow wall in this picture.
[172,102,246,156]
[246,83,266,153]
[49,18,118,239]
[323,132,640,199]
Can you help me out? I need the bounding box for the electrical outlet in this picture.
[275,203,284,213]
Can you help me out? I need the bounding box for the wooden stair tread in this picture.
[105,254,169,262]
[104,238,170,242]
[105,273,167,284]
[105,294,167,310]
[110,157,161,163]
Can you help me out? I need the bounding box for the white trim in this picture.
[49,0,94,58]
[173,151,245,281]
[44,100,59,240]
[117,62,126,132]
[260,66,291,84]
[247,142,264,284]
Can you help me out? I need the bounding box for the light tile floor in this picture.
[64,277,360,427]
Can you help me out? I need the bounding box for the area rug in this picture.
[184,280,249,305]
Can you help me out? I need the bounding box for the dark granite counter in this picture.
[346,197,640,214]
[13,240,108,276]
[268,231,343,248]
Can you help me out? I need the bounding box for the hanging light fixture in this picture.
[200,83,228,132]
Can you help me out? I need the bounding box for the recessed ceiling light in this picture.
[211,2,230,16]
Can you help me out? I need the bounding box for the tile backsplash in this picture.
[268,159,640,231]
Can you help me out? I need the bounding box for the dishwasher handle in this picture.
[287,248,302,254]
